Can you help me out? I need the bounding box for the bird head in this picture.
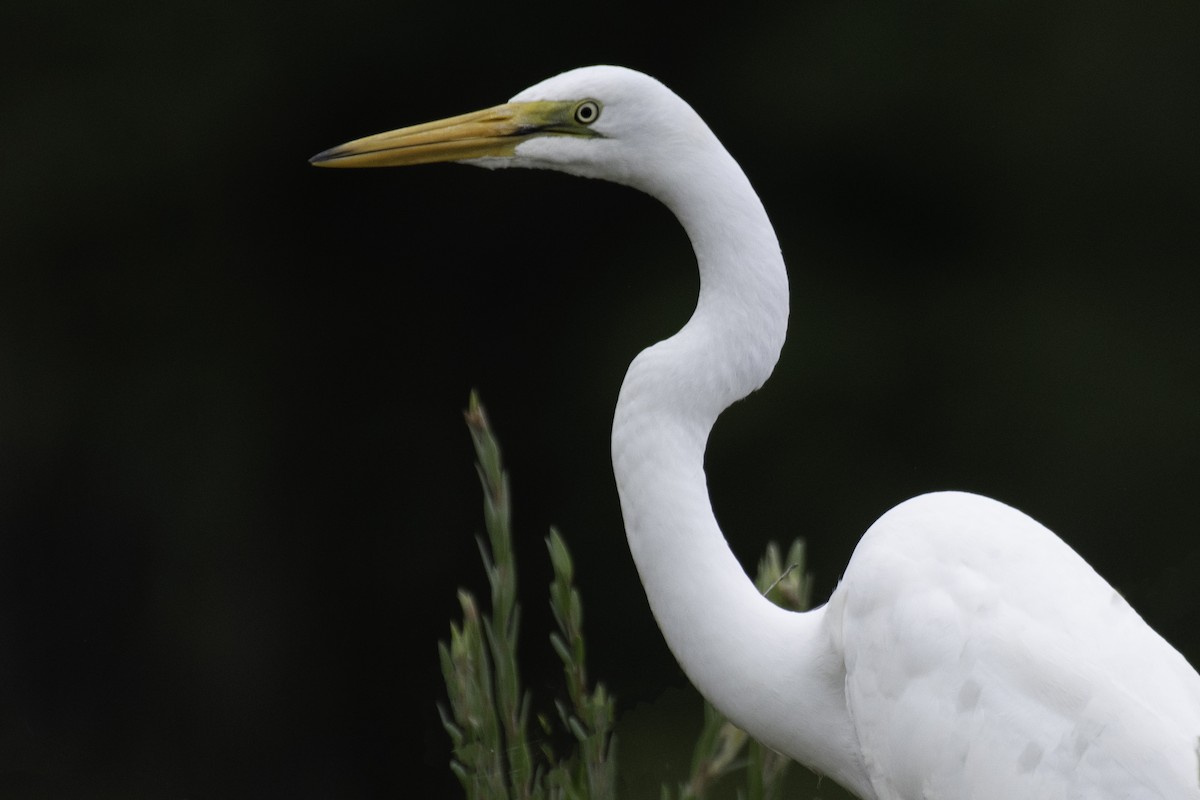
[310,65,714,197]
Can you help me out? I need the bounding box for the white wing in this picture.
[837,491,1200,799]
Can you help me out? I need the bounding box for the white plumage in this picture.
[313,65,1200,800]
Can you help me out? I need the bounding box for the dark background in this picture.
[3,1,1198,796]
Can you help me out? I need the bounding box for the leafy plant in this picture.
[439,394,616,800]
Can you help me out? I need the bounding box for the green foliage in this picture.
[440,394,813,800]
[438,393,616,800]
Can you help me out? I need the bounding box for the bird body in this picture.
[313,65,1200,799]
[841,491,1200,798]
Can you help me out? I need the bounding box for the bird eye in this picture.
[574,100,601,125]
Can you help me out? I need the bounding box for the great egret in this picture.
[312,66,1200,799]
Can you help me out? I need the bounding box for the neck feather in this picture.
[610,140,873,797]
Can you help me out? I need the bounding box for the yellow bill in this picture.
[309,99,601,168]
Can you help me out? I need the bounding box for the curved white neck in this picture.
[610,141,874,797]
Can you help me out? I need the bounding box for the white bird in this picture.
[312,65,1200,799]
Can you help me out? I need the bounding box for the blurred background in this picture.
[2,0,1198,796]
